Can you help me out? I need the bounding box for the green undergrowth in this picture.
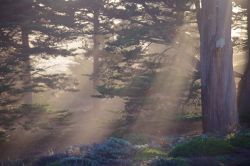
[169,136,234,157]
[2,132,250,165]
[149,158,190,166]
[134,147,168,161]
[228,130,250,148]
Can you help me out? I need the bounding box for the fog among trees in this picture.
[0,0,250,165]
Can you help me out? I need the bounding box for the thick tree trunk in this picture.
[21,26,32,105]
[238,0,250,126]
[200,0,238,133]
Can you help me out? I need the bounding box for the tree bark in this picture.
[237,0,250,126]
[200,0,238,133]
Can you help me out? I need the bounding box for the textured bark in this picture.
[200,0,238,133]
[238,0,250,126]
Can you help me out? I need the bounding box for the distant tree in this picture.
[72,0,112,86]
[238,0,250,126]
[0,0,75,106]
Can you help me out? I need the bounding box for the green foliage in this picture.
[96,85,125,96]
[134,148,168,161]
[121,47,142,60]
[0,130,8,142]
[96,73,155,98]
[0,104,50,131]
[131,74,155,90]
[169,137,234,157]
[0,111,17,128]
[0,84,11,94]
[107,27,148,48]
[228,131,250,148]
[149,158,190,166]
[15,104,51,113]
[0,65,13,74]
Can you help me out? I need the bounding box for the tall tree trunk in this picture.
[200,0,238,133]
[238,0,250,126]
[92,7,100,88]
[21,26,32,105]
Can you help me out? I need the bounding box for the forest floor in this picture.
[1,130,250,166]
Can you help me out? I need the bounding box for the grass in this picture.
[134,147,168,161]
[149,158,190,166]
[169,136,234,157]
[228,131,250,148]
[3,133,248,166]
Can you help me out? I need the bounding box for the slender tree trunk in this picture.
[21,26,32,105]
[92,7,100,87]
[238,0,250,126]
[200,0,238,133]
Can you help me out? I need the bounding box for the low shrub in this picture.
[228,131,250,148]
[134,147,168,161]
[169,137,234,157]
[86,137,134,165]
[149,158,190,166]
[40,138,134,166]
